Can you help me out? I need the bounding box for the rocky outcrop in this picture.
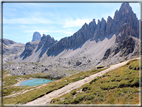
[97,3,138,42]
[14,3,140,73]
[102,36,138,60]
[1,39,16,45]
[115,3,139,38]
[46,3,139,56]
[20,41,38,59]
[0,39,25,63]
[19,34,57,59]
[47,22,94,56]
[36,34,57,57]
[119,36,135,56]
[0,39,23,55]
[32,32,41,42]
[18,3,139,61]
[102,49,111,60]
[3,44,24,55]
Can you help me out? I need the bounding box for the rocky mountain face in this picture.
[36,34,57,58]
[94,3,138,41]
[32,32,41,42]
[20,34,57,60]
[102,36,139,63]
[4,3,140,76]
[0,39,24,55]
[1,39,16,46]
[20,41,39,60]
[46,3,138,56]
[0,39,25,63]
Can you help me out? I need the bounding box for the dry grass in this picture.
[51,59,140,104]
[3,67,105,104]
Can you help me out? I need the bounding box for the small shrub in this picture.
[117,91,121,95]
[110,84,117,89]
[133,89,139,93]
[73,95,84,104]
[71,90,76,95]
[82,86,88,91]
[90,78,99,84]
[118,80,132,88]
[100,84,109,90]
[109,98,114,104]
[83,94,94,100]
[131,78,139,87]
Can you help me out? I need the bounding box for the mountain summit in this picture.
[14,3,139,74]
[32,31,41,42]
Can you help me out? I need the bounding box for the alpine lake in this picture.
[19,78,54,86]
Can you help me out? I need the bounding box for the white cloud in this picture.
[53,30,75,36]
[63,18,92,28]
[25,28,75,39]
[3,17,53,24]
[25,30,50,37]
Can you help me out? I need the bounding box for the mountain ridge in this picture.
[3,3,140,75]
[20,3,138,59]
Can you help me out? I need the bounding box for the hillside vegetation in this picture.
[3,67,105,104]
[51,59,140,104]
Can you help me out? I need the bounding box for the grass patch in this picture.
[51,59,140,104]
[3,72,57,87]
[3,86,33,97]
[3,67,105,104]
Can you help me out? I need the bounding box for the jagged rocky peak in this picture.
[43,34,57,46]
[40,34,57,43]
[100,18,106,29]
[107,16,113,23]
[20,41,38,60]
[111,3,139,38]
[89,19,97,33]
[32,31,41,42]
[82,22,89,30]
[114,3,138,22]
[114,3,132,20]
[97,19,101,29]
[89,19,96,26]
[35,34,57,53]
[91,2,139,42]
[17,2,139,64]
[119,3,132,14]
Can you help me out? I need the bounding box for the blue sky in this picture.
[3,3,140,44]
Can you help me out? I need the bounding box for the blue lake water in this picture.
[19,78,54,86]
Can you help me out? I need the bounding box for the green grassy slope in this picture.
[51,59,140,104]
[3,68,105,104]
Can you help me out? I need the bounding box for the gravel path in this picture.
[25,57,139,105]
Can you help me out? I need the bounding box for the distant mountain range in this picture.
[2,3,140,74]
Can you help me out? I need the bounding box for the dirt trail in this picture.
[25,58,139,105]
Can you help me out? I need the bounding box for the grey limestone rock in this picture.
[102,36,137,61]
[36,34,57,57]
[20,41,38,59]
[4,3,140,77]
[1,39,16,46]
[24,3,139,59]
[47,23,94,56]
[32,31,41,42]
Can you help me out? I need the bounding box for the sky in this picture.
[3,2,140,44]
